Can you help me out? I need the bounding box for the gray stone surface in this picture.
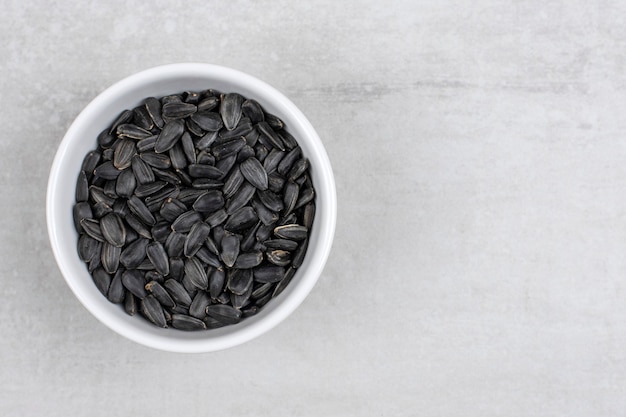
[2,0,626,415]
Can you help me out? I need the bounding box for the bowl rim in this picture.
[46,63,336,352]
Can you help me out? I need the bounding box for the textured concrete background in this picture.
[2,0,626,415]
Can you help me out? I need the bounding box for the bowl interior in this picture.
[47,64,336,352]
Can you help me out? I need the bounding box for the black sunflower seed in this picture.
[184,257,208,290]
[274,224,308,240]
[202,209,225,228]
[257,189,284,212]
[264,239,299,251]
[144,97,164,128]
[133,105,153,131]
[277,147,302,176]
[257,121,285,151]
[220,233,240,268]
[160,198,186,222]
[250,197,279,226]
[115,168,136,198]
[146,241,169,275]
[120,237,149,268]
[141,295,167,328]
[73,202,93,232]
[292,238,308,268]
[78,234,101,262]
[197,95,219,112]
[219,93,244,131]
[266,249,291,267]
[282,180,299,216]
[113,139,136,170]
[151,221,171,243]
[131,154,155,184]
[92,267,111,296]
[189,291,211,319]
[122,269,147,299]
[190,111,223,131]
[227,269,253,295]
[137,135,158,152]
[124,291,137,316]
[171,210,202,233]
[155,120,185,153]
[224,206,258,232]
[128,195,156,226]
[252,282,274,300]
[192,190,225,213]
[295,186,315,209]
[240,157,268,190]
[145,280,175,309]
[303,201,316,229]
[171,314,206,331]
[92,202,113,219]
[263,148,285,174]
[134,181,167,198]
[184,222,211,257]
[195,246,221,268]
[162,101,197,119]
[164,230,186,257]
[240,221,261,252]
[82,150,102,176]
[100,213,126,247]
[169,257,184,281]
[196,130,219,150]
[219,117,253,140]
[107,269,126,304]
[188,164,223,179]
[76,171,89,202]
[234,251,263,269]
[140,152,171,169]
[212,137,246,159]
[169,142,187,170]
[80,218,104,242]
[209,267,226,299]
[93,161,121,180]
[116,123,153,140]
[241,99,264,123]
[253,265,285,283]
[223,166,244,199]
[206,304,242,324]
[289,158,309,181]
[101,241,121,274]
[230,285,253,309]
[226,182,256,215]
[164,278,192,307]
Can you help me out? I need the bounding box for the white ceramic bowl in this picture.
[46,63,336,353]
